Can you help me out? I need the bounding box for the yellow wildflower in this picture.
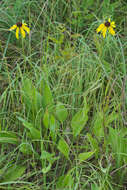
[9,22,30,39]
[96,18,116,38]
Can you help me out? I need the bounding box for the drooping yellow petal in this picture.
[16,27,19,39]
[108,18,111,23]
[20,27,26,38]
[22,24,30,34]
[9,24,17,31]
[102,27,107,38]
[96,23,104,33]
[111,21,116,28]
[109,27,115,36]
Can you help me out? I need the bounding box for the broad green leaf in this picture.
[21,78,35,110]
[92,112,104,139]
[57,171,74,188]
[2,165,26,182]
[71,97,89,137]
[34,91,44,112]
[0,131,19,144]
[62,172,74,188]
[57,138,70,159]
[41,151,54,160]
[21,78,43,114]
[78,151,95,163]
[49,114,58,142]
[40,147,52,173]
[55,102,68,122]
[93,111,118,140]
[41,150,58,162]
[108,127,119,148]
[17,117,41,140]
[71,108,89,137]
[41,148,59,174]
[108,127,125,167]
[91,184,101,190]
[29,127,41,140]
[87,133,99,159]
[43,110,50,129]
[43,113,59,142]
[42,80,54,109]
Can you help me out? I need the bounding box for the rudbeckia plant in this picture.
[9,22,30,39]
[96,18,116,38]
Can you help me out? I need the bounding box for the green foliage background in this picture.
[0,0,127,189]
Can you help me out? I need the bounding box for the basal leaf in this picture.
[55,102,68,122]
[57,138,70,159]
[43,110,50,129]
[42,80,54,109]
[78,151,95,163]
[2,165,26,182]
[17,117,41,140]
[71,108,89,137]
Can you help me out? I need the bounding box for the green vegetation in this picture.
[0,0,127,189]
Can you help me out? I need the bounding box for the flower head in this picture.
[9,22,30,39]
[96,18,116,38]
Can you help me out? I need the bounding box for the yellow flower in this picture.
[96,18,116,38]
[9,22,30,39]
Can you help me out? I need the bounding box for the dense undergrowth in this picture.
[0,0,127,189]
